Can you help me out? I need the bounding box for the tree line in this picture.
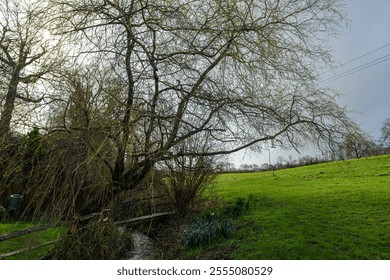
[220,121,390,173]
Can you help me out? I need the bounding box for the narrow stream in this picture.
[122,230,156,260]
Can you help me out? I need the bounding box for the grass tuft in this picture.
[181,197,254,248]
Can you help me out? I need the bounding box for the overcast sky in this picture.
[323,0,390,140]
[232,0,390,166]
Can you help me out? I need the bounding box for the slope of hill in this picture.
[196,155,390,259]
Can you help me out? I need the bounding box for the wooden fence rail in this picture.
[0,211,175,259]
[0,224,53,242]
[0,240,59,260]
[114,211,175,226]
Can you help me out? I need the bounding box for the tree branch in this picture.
[15,94,44,103]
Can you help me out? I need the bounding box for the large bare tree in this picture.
[0,0,63,139]
[46,0,358,199]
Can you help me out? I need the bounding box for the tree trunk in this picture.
[0,70,20,139]
[112,156,153,197]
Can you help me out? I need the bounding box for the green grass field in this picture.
[189,154,390,259]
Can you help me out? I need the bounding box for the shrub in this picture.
[163,155,216,214]
[0,205,9,221]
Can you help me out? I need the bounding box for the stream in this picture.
[122,229,156,260]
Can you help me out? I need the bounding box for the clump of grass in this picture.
[181,215,236,248]
[220,196,253,218]
[181,196,254,248]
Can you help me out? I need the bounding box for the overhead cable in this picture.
[322,42,390,75]
[322,53,390,84]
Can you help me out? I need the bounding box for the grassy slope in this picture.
[206,155,390,259]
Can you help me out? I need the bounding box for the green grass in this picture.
[189,154,390,259]
[0,222,64,260]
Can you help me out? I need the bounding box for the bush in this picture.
[0,205,9,221]
[163,155,216,214]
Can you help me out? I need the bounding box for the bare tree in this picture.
[344,130,373,159]
[42,0,359,203]
[381,118,390,147]
[0,0,64,139]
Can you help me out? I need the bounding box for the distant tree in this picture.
[344,131,373,159]
[226,162,237,172]
[240,164,250,172]
[298,155,318,166]
[252,164,260,171]
[381,118,390,147]
[260,163,270,171]
[217,161,236,172]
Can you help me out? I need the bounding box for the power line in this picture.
[322,42,390,75]
[322,53,390,84]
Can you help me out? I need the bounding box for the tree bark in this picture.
[0,70,20,139]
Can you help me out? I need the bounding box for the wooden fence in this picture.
[0,211,174,260]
